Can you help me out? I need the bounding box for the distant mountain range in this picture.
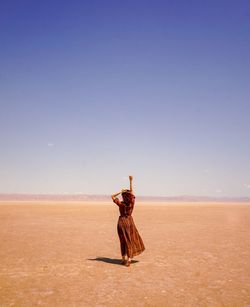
[0,194,250,202]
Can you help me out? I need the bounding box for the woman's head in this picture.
[122,190,135,205]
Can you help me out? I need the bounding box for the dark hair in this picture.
[122,190,135,206]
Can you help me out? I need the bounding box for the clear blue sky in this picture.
[0,0,250,197]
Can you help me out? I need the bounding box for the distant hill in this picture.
[0,194,109,201]
[0,194,250,202]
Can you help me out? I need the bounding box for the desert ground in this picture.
[0,201,250,307]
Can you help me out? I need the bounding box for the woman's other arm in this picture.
[111,190,122,201]
[111,190,123,206]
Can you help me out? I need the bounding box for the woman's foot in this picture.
[121,256,127,265]
[125,258,131,267]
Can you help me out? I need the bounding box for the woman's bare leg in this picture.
[121,255,127,264]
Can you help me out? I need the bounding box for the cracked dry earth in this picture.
[0,202,250,306]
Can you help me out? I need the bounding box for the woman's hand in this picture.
[129,176,133,181]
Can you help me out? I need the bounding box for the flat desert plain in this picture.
[0,202,250,306]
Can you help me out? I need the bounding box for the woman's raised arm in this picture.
[129,176,133,193]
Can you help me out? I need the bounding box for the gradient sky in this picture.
[1,0,250,197]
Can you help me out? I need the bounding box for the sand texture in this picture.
[0,202,250,306]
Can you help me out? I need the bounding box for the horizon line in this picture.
[0,193,250,201]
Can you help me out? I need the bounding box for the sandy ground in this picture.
[0,201,250,307]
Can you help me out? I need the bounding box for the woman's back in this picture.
[113,194,135,217]
[119,201,134,217]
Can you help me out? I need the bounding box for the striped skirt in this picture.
[117,215,145,258]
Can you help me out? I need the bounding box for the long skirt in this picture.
[117,215,145,258]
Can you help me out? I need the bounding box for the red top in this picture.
[113,197,135,217]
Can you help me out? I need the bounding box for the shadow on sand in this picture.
[88,257,139,266]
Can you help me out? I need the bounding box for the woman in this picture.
[111,176,145,267]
